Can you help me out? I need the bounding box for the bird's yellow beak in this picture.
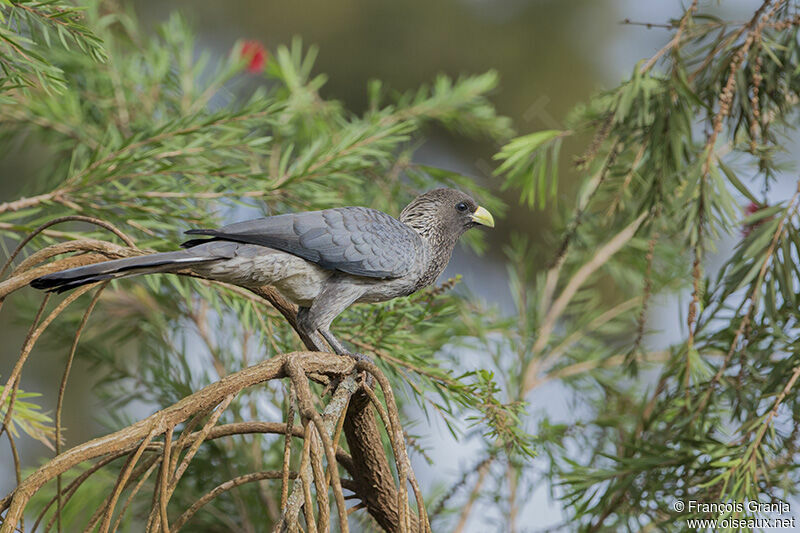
[471,206,495,228]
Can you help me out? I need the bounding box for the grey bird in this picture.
[30,188,494,356]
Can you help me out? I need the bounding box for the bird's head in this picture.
[399,188,494,244]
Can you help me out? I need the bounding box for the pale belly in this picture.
[272,271,329,306]
[354,276,420,303]
[195,249,331,307]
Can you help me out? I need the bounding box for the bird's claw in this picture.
[346,352,375,388]
[346,351,374,365]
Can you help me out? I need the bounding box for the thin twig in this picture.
[687,0,781,359]
[96,426,160,533]
[282,386,296,510]
[171,471,298,531]
[56,283,108,532]
[639,0,698,74]
[299,423,319,533]
[277,374,358,533]
[452,456,492,533]
[0,295,50,445]
[695,181,800,415]
[36,454,129,532]
[285,360,349,533]
[4,432,22,530]
[524,212,648,392]
[749,365,800,480]
[308,429,330,532]
[0,287,93,411]
[159,426,174,533]
[0,215,135,279]
[170,395,234,491]
[110,459,161,533]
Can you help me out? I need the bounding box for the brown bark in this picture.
[0,352,352,532]
[344,390,406,532]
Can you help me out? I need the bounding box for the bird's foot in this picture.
[345,351,373,364]
[313,328,374,386]
[345,352,375,388]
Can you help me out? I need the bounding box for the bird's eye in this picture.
[456,202,468,212]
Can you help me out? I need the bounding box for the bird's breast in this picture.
[354,246,436,304]
[411,239,453,290]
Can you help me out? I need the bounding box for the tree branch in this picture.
[0,351,354,532]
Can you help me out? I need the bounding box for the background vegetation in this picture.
[2,0,800,531]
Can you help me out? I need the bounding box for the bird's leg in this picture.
[299,280,370,359]
[318,327,350,356]
[318,326,375,364]
[318,327,374,387]
[298,304,374,386]
[317,324,374,366]
[297,306,358,357]
[296,306,329,353]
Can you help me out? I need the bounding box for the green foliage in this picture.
[0,0,106,94]
[0,381,55,448]
[391,70,514,140]
[514,4,800,531]
[26,465,123,531]
[494,129,566,209]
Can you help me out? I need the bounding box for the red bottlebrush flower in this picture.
[742,201,770,237]
[240,40,267,73]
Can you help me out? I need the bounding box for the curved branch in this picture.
[28,422,355,531]
[277,373,359,532]
[172,471,359,532]
[355,360,429,533]
[0,287,93,411]
[0,351,354,533]
[12,240,138,277]
[56,282,107,530]
[285,359,350,533]
[0,215,137,279]
[173,471,294,531]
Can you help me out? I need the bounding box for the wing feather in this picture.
[183,207,419,279]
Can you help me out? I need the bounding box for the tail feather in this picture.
[180,229,220,249]
[30,250,218,293]
[37,272,118,294]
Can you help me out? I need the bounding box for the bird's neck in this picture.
[399,209,462,288]
[414,230,459,289]
[400,209,435,239]
[401,211,463,247]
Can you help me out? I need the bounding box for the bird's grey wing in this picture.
[183,207,420,279]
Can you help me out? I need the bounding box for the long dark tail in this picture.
[30,250,218,293]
